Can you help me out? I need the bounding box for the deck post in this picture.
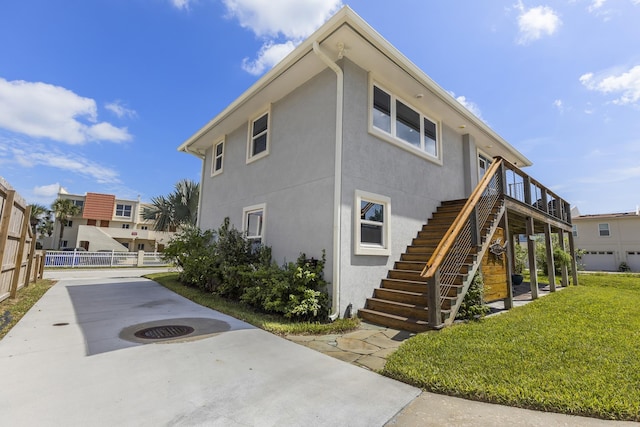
[427,270,442,328]
[502,212,514,310]
[525,216,539,299]
[544,223,556,292]
[558,229,569,287]
[568,231,579,286]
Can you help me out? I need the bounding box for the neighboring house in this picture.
[572,209,640,272]
[178,7,576,330]
[44,189,174,252]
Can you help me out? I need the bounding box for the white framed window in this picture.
[370,82,440,162]
[243,203,266,246]
[137,243,145,251]
[122,224,130,229]
[478,153,492,179]
[141,225,148,230]
[211,139,224,176]
[66,220,73,228]
[115,204,132,218]
[247,110,270,163]
[598,223,610,237]
[572,224,578,237]
[354,190,391,256]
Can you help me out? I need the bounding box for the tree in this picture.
[51,198,81,249]
[28,203,49,236]
[143,179,200,231]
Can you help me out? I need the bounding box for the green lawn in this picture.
[383,273,640,421]
[0,280,55,340]
[146,272,359,335]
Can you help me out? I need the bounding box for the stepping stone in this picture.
[336,337,380,355]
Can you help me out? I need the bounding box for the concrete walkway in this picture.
[3,269,638,426]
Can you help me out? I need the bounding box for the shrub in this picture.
[456,271,490,321]
[619,262,631,272]
[162,225,218,290]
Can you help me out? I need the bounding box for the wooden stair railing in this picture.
[422,158,506,327]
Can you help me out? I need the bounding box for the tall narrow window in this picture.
[354,190,391,256]
[372,86,391,133]
[212,140,224,176]
[247,112,269,162]
[243,203,266,248]
[478,153,492,179]
[598,223,610,237]
[572,224,578,237]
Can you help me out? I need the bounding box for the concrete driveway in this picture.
[0,271,419,426]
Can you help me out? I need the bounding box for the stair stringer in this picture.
[442,201,506,326]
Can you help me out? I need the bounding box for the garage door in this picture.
[626,252,640,272]
[581,251,617,271]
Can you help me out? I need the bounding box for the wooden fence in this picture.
[0,177,43,303]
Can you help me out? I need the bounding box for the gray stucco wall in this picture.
[338,59,472,313]
[198,68,337,275]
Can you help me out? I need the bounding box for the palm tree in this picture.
[28,203,49,236]
[143,179,200,232]
[51,198,81,249]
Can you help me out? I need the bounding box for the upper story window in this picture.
[478,153,492,179]
[371,84,439,161]
[572,224,578,237]
[122,224,130,229]
[598,223,610,237]
[115,204,132,218]
[211,139,224,176]
[247,111,270,163]
[72,200,84,210]
[354,190,391,256]
[141,225,148,230]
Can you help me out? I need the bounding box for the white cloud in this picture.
[241,40,297,75]
[222,0,342,75]
[105,100,137,119]
[0,138,121,185]
[580,65,640,105]
[454,95,484,120]
[223,0,342,39]
[553,99,564,112]
[33,183,61,198]
[588,0,607,12]
[170,0,192,10]
[0,77,132,145]
[515,2,562,44]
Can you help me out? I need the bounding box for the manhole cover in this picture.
[134,325,195,340]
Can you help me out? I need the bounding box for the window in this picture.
[211,139,224,176]
[598,223,610,237]
[65,220,73,227]
[354,190,391,256]
[371,84,439,159]
[115,204,132,218]
[141,225,148,230]
[478,153,492,179]
[572,224,578,237]
[243,204,266,247]
[72,200,84,209]
[122,224,130,229]
[247,111,269,162]
[122,242,129,249]
[137,243,145,251]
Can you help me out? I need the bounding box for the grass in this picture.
[383,272,640,421]
[145,272,360,335]
[0,280,55,340]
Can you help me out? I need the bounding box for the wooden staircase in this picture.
[359,200,470,332]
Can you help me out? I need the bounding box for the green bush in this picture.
[162,218,330,321]
[456,271,490,321]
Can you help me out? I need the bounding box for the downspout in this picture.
[180,146,206,228]
[313,41,343,321]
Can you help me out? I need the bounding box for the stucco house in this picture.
[572,209,640,272]
[179,7,577,331]
[44,189,174,252]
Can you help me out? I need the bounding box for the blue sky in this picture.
[1,0,639,215]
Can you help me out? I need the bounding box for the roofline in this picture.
[178,6,532,166]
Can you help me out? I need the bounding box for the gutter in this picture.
[313,41,343,321]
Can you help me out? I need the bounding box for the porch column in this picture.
[558,229,569,287]
[544,223,556,292]
[526,216,539,299]
[568,231,579,286]
[427,271,442,328]
[502,212,514,309]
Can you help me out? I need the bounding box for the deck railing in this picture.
[422,157,572,327]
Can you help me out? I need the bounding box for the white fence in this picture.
[44,250,169,268]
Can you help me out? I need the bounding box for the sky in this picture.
[0,0,639,215]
